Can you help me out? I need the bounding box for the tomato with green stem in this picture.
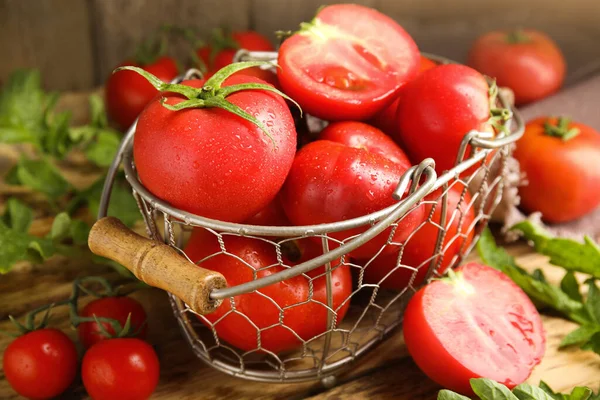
[468,29,565,105]
[184,228,352,353]
[277,3,420,121]
[514,116,600,223]
[395,64,509,174]
[3,329,78,400]
[359,183,475,289]
[82,338,159,400]
[124,62,298,222]
[403,262,545,395]
[280,121,424,259]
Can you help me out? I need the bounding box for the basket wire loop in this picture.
[97,50,525,384]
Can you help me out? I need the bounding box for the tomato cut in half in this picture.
[403,262,545,395]
[278,4,420,121]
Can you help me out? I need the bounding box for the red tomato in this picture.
[360,184,475,289]
[184,228,352,353]
[82,338,159,400]
[370,55,438,136]
[395,64,493,174]
[198,31,277,85]
[277,4,419,121]
[403,262,545,394]
[134,75,296,222]
[243,196,289,226]
[280,123,424,259]
[514,117,600,223]
[468,30,565,105]
[105,56,178,130]
[78,296,148,349]
[3,329,78,399]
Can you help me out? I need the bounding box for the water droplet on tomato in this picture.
[193,161,199,169]
[176,155,181,161]
[266,120,274,128]
[370,174,378,181]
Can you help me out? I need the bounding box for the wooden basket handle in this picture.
[88,217,226,315]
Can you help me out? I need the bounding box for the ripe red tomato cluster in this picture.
[3,295,158,400]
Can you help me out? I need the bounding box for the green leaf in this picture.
[513,384,557,400]
[84,130,121,167]
[42,110,73,158]
[538,382,566,400]
[438,390,472,400]
[13,157,71,200]
[569,387,594,400]
[0,221,56,273]
[512,221,600,278]
[49,212,71,241]
[581,332,600,355]
[69,219,91,246]
[560,324,600,348]
[2,198,33,233]
[470,378,519,400]
[561,272,583,303]
[585,280,600,324]
[88,94,108,128]
[477,227,523,272]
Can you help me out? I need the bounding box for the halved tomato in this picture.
[277,4,420,121]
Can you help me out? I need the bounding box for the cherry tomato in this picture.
[184,228,352,353]
[78,296,148,349]
[403,262,545,395]
[468,29,565,105]
[82,338,159,400]
[395,64,493,174]
[359,184,475,289]
[370,55,438,136]
[198,31,277,85]
[3,329,78,399]
[514,117,600,223]
[280,122,424,259]
[134,75,296,222]
[277,4,419,121]
[105,56,178,130]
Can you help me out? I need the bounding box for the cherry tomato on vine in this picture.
[403,262,545,395]
[359,183,475,289]
[105,56,179,130]
[3,329,78,399]
[78,296,148,349]
[514,116,600,223]
[197,30,277,85]
[82,338,159,400]
[184,228,352,353]
[395,64,500,174]
[468,29,565,105]
[280,122,424,259]
[277,4,420,121]
[370,55,438,136]
[131,68,297,223]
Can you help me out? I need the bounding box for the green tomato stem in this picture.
[544,117,581,141]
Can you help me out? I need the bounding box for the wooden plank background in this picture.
[2,0,600,90]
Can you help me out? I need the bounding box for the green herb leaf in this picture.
[471,378,519,400]
[584,280,600,324]
[513,384,558,400]
[538,382,566,400]
[569,386,594,400]
[49,212,71,241]
[561,272,583,303]
[0,221,56,273]
[560,325,600,348]
[438,390,472,400]
[11,156,71,200]
[2,198,33,233]
[512,221,600,278]
[581,331,600,355]
[84,130,121,167]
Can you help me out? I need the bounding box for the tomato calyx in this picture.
[487,80,513,134]
[117,62,301,146]
[505,29,532,44]
[543,117,581,141]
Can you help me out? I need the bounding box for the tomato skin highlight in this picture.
[105,56,179,131]
[280,133,424,259]
[183,228,352,353]
[514,117,600,223]
[78,296,148,349]
[403,262,545,395]
[82,338,159,400]
[133,75,297,223]
[395,64,491,174]
[468,30,565,105]
[360,184,475,289]
[277,4,419,121]
[3,329,78,400]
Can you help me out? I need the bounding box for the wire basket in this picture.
[89,52,524,386]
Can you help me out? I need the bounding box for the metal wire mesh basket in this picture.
[89,51,524,385]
